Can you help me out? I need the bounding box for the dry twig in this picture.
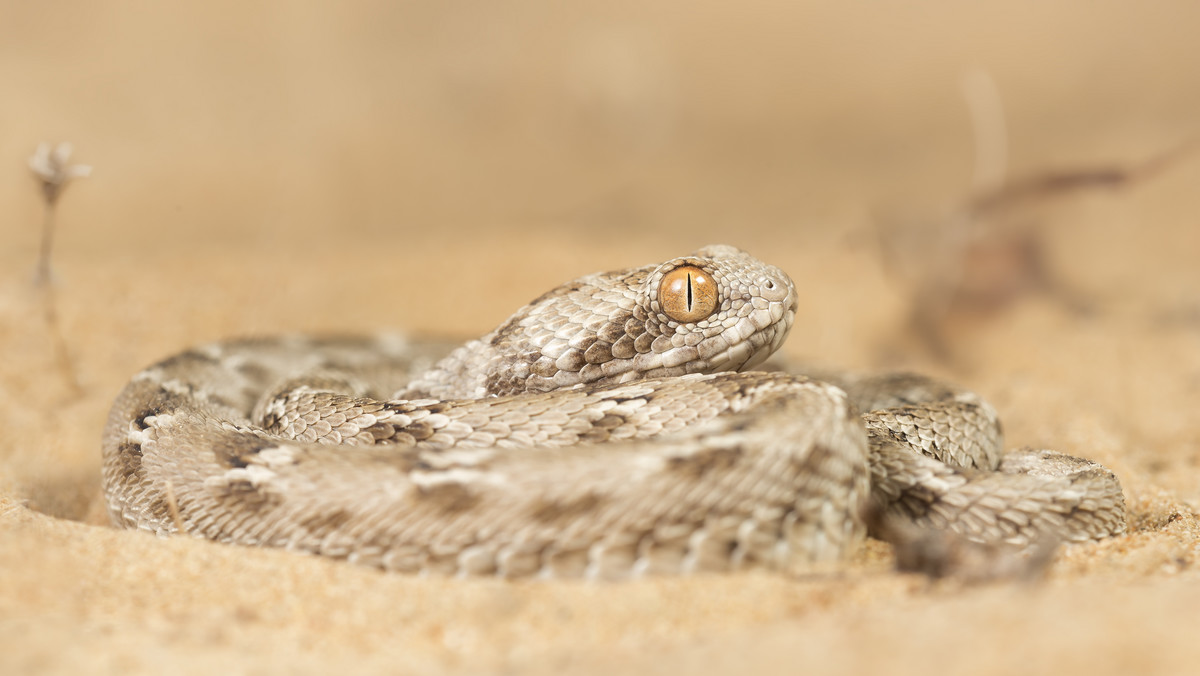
[27,142,91,395]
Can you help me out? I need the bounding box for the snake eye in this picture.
[658,266,717,323]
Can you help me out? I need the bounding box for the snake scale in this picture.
[102,245,1126,579]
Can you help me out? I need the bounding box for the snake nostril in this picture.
[760,275,791,302]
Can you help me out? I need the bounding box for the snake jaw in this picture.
[740,304,797,373]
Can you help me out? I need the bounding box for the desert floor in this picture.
[2,3,1199,674]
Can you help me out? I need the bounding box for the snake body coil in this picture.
[102,245,1126,578]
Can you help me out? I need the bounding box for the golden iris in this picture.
[658,266,717,322]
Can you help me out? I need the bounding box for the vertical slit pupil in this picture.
[686,272,694,310]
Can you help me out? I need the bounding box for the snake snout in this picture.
[759,264,798,321]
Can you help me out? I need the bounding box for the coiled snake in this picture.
[101,245,1126,578]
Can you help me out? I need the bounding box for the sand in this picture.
[2,2,1199,674]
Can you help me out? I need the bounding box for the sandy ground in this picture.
[3,2,1200,674]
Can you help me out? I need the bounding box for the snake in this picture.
[101,245,1127,579]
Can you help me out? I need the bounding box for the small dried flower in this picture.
[28,142,92,205]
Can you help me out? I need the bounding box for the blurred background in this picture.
[3,2,1197,279]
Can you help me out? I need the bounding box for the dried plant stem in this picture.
[35,198,82,394]
[35,200,58,287]
[40,279,82,396]
[27,142,90,396]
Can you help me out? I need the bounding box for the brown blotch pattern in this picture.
[132,386,188,431]
[667,446,744,479]
[529,491,607,525]
[792,442,837,476]
[115,440,145,480]
[155,350,218,372]
[212,434,277,469]
[416,481,481,513]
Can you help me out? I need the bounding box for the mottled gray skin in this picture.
[101,245,1126,579]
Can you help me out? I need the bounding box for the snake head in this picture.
[635,244,797,376]
[405,245,797,398]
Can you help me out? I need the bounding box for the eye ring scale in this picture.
[658,265,718,323]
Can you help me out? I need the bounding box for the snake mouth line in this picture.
[698,306,795,375]
[742,308,795,372]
